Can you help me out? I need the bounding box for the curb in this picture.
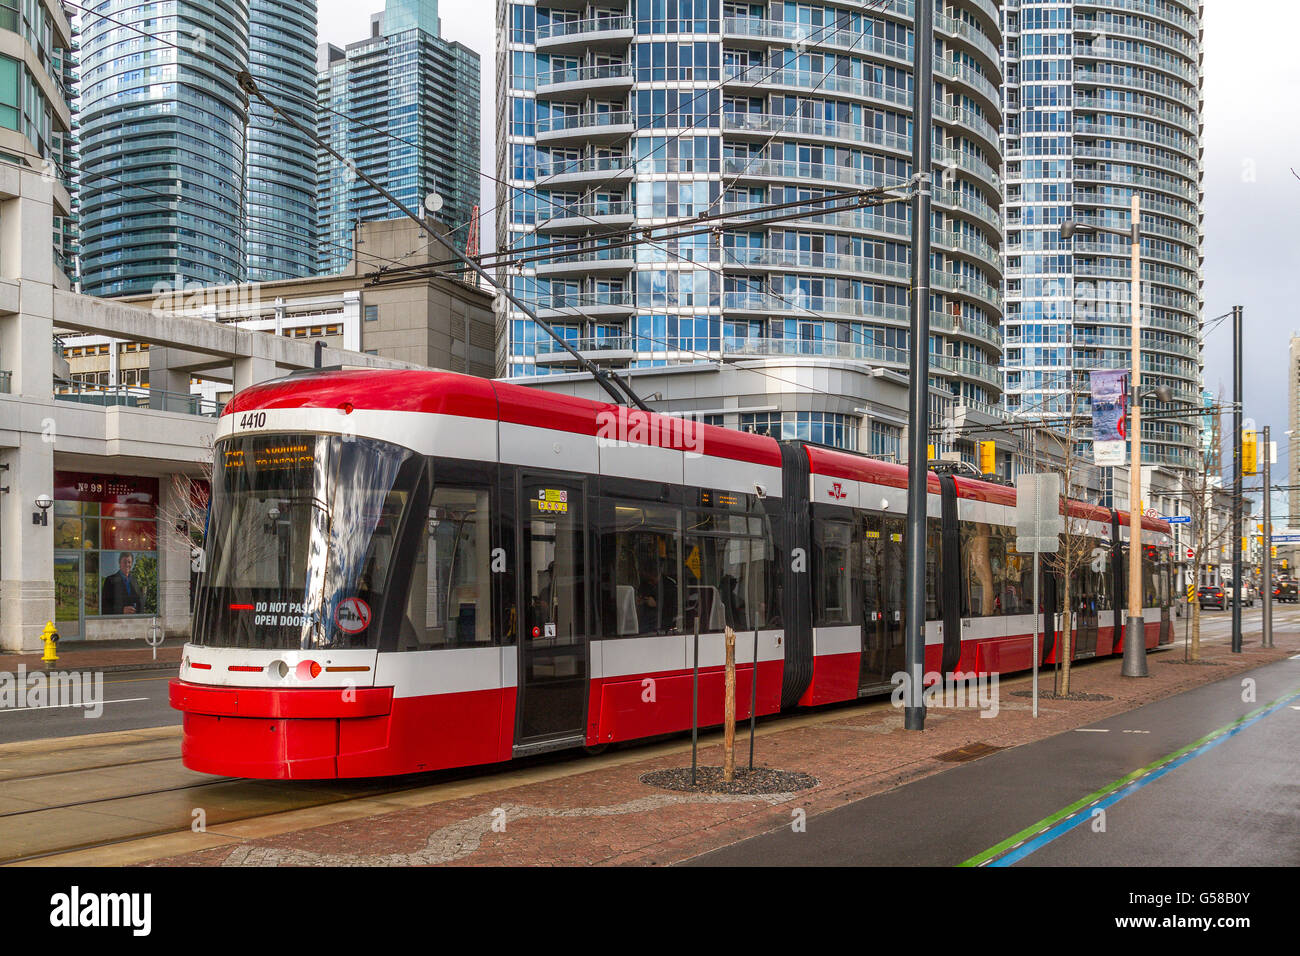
[0,657,181,675]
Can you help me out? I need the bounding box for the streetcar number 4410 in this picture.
[239,412,267,429]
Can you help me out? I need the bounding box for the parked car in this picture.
[1274,580,1299,604]
[1198,585,1226,610]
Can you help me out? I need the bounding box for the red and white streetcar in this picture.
[170,369,1174,778]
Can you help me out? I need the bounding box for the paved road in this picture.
[0,668,179,744]
[686,649,1300,867]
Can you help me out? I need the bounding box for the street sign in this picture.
[1164,515,1191,524]
[1015,473,1061,554]
[1185,547,1194,560]
[1270,534,1300,544]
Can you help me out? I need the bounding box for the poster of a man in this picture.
[101,551,144,615]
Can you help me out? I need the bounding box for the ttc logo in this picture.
[828,482,846,500]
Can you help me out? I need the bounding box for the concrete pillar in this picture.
[149,347,196,414]
[233,354,278,394]
[342,290,361,352]
[0,179,58,650]
[0,433,55,651]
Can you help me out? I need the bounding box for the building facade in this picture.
[496,0,1006,434]
[999,0,1204,473]
[0,0,76,286]
[316,0,481,275]
[246,0,321,281]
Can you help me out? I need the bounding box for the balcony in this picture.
[534,290,634,319]
[721,111,909,153]
[534,154,634,186]
[533,246,636,275]
[533,199,634,232]
[536,63,633,98]
[534,334,634,365]
[535,15,633,49]
[536,111,633,145]
[52,384,224,417]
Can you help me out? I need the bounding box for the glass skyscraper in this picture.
[77,0,320,296]
[246,0,320,281]
[78,0,251,296]
[495,0,1005,422]
[316,0,481,275]
[1000,0,1203,473]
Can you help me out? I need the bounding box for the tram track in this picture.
[3,623,1286,867]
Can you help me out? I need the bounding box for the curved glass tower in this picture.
[1000,0,1203,473]
[497,0,1005,425]
[246,0,320,280]
[78,0,250,296]
[316,0,481,275]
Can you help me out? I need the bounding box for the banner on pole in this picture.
[1090,369,1129,466]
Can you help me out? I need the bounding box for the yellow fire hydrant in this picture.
[40,621,59,664]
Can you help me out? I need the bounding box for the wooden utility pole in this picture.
[723,626,736,782]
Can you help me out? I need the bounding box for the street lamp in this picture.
[1061,194,1148,676]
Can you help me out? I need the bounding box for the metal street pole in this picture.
[903,0,933,731]
[1263,425,1273,647]
[1231,305,1243,653]
[1122,193,1148,677]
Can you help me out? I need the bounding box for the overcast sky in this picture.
[316,0,1300,523]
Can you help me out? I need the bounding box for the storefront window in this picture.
[54,472,159,619]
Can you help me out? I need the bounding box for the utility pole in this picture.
[1262,425,1273,647]
[903,0,933,731]
[1121,193,1148,678]
[1231,305,1243,653]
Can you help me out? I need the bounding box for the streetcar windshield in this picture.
[192,433,424,649]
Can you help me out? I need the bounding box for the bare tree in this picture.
[1178,459,1235,660]
[1034,416,1101,696]
[155,435,213,567]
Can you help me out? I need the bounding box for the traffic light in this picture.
[927,443,935,461]
[1243,430,1258,476]
[978,440,996,475]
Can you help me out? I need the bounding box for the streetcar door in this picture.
[1158,556,1173,645]
[859,513,904,691]
[516,476,589,750]
[1041,570,1058,663]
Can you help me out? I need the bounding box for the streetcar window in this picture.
[1091,545,1113,612]
[404,487,493,649]
[524,484,586,640]
[1003,535,1027,616]
[961,523,1005,617]
[683,510,773,631]
[600,501,681,637]
[926,517,943,621]
[194,434,424,650]
[813,517,854,626]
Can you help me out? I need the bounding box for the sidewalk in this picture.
[0,636,185,673]
[99,632,1296,868]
